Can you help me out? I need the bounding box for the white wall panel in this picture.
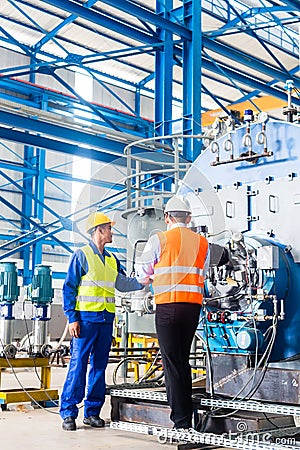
[93,79,135,112]
[0,48,30,81]
[36,69,75,95]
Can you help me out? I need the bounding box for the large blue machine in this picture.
[178,118,300,403]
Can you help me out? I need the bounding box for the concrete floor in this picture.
[0,363,175,450]
[0,362,232,450]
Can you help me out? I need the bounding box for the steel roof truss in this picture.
[100,0,191,40]
[41,0,159,45]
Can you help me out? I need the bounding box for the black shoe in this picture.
[83,416,105,428]
[62,417,76,431]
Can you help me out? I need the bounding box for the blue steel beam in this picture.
[0,225,66,260]
[84,68,137,117]
[0,78,155,136]
[202,84,241,125]
[0,25,35,60]
[279,0,300,11]
[202,56,300,106]
[18,2,298,111]
[41,0,159,45]
[173,1,299,58]
[203,37,300,90]
[0,3,160,76]
[0,195,72,253]
[0,160,123,192]
[9,0,148,84]
[7,0,67,59]
[0,71,156,123]
[22,69,38,280]
[1,44,161,76]
[0,170,65,238]
[6,63,135,135]
[0,168,177,261]
[209,19,300,37]
[21,145,33,281]
[0,160,37,176]
[30,5,299,114]
[0,31,154,82]
[0,109,146,158]
[100,0,191,39]
[206,7,297,37]
[46,170,124,191]
[0,122,170,169]
[0,157,141,198]
[223,0,292,76]
[0,126,122,163]
[182,0,202,160]
[155,0,174,138]
[32,148,45,267]
[49,69,123,133]
[34,0,99,50]
[230,64,300,108]
[154,0,164,137]
[2,0,298,87]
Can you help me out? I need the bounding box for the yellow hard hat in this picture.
[86,212,116,233]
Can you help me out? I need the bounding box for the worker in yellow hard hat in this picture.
[85,212,116,234]
[60,211,143,431]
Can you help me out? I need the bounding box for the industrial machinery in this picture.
[0,262,19,358]
[29,265,54,357]
[115,203,165,339]
[0,264,58,409]
[111,114,300,448]
[0,263,54,358]
[178,115,300,406]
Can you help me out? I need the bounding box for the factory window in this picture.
[75,68,93,102]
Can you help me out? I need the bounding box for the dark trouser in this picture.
[155,302,201,429]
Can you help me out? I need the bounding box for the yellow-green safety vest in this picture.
[75,245,118,313]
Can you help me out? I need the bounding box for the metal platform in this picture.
[111,421,300,450]
[200,398,300,417]
[110,387,300,449]
[110,388,168,402]
[0,357,59,409]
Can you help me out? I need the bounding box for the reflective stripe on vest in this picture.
[76,245,117,313]
[152,227,208,305]
[154,285,204,294]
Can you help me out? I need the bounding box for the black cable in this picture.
[202,240,279,420]
[22,300,61,409]
[262,411,280,430]
[0,334,59,414]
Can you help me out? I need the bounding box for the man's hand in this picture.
[69,321,80,338]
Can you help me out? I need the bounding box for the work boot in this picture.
[62,416,76,431]
[83,416,105,428]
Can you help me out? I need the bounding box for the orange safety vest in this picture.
[152,227,208,305]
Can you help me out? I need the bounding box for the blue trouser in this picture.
[60,320,113,420]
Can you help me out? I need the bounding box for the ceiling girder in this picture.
[100,0,191,39]
[278,0,300,11]
[203,37,300,89]
[202,56,300,106]
[42,0,159,45]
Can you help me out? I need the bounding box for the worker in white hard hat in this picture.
[136,195,210,432]
[60,211,143,431]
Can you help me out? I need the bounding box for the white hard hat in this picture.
[164,195,191,214]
